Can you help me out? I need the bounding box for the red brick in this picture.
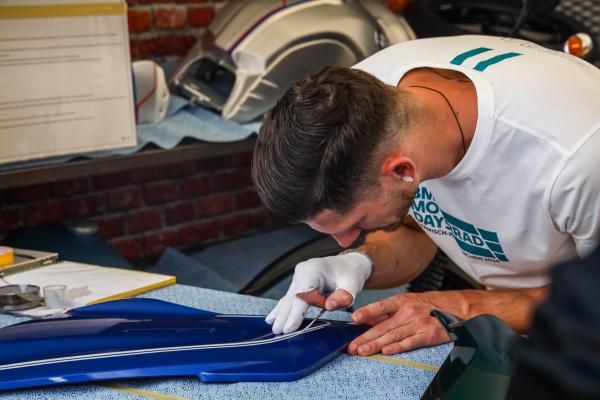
[69,193,107,217]
[138,35,197,58]
[52,178,91,196]
[144,181,178,205]
[97,216,125,239]
[180,175,211,199]
[177,220,220,247]
[140,35,165,58]
[165,202,195,225]
[214,169,250,192]
[24,200,65,226]
[4,184,50,203]
[188,6,214,27]
[252,209,281,229]
[130,37,138,60]
[234,190,261,210]
[175,0,210,3]
[131,166,165,183]
[111,237,143,260]
[128,9,152,32]
[0,208,21,234]
[173,35,197,56]
[139,0,173,3]
[154,7,187,29]
[127,208,163,233]
[126,0,138,7]
[108,187,143,211]
[93,172,130,190]
[223,212,256,236]
[164,161,199,178]
[144,230,178,256]
[228,151,253,167]
[196,193,232,217]
[198,155,228,171]
[387,0,410,13]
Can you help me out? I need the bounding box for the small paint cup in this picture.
[43,285,67,309]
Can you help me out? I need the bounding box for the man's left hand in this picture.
[347,292,451,356]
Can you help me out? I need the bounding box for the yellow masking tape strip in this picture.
[366,354,440,372]
[0,3,126,19]
[99,383,190,400]
[86,276,177,305]
[0,246,14,267]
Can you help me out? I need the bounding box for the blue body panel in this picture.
[0,299,368,391]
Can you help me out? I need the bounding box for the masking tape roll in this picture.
[0,246,14,267]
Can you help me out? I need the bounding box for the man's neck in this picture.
[397,68,478,180]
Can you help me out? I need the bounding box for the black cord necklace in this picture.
[409,85,467,156]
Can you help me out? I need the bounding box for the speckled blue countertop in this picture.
[0,284,452,400]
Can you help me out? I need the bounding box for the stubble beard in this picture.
[381,187,418,233]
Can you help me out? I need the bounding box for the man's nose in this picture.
[332,228,362,248]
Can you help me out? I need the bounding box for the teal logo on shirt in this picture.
[450,47,522,71]
[412,187,509,262]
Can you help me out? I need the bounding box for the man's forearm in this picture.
[358,219,437,289]
[420,286,550,333]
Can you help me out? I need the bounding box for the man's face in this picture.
[307,186,417,248]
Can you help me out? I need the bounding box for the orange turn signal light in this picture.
[564,33,593,58]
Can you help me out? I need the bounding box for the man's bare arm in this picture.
[348,285,550,355]
[437,285,550,333]
[359,216,438,289]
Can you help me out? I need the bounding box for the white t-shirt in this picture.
[354,35,600,289]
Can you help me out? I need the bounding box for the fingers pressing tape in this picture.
[282,298,309,334]
[265,306,278,325]
[271,302,291,334]
[265,295,288,325]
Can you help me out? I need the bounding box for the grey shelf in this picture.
[0,137,256,190]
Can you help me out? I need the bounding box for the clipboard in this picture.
[0,248,59,276]
[0,248,175,317]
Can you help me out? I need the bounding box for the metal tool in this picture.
[282,306,327,340]
[301,306,327,332]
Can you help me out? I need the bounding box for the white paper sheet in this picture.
[1,261,175,317]
[0,1,136,164]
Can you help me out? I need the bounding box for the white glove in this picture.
[266,251,373,334]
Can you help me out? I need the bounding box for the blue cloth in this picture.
[0,95,261,171]
[135,95,261,146]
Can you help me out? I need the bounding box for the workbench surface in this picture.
[0,284,452,400]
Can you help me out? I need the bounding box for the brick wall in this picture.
[126,0,401,63]
[127,0,223,63]
[1,0,401,262]
[0,151,280,262]
[0,1,288,262]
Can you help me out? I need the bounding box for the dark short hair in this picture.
[252,65,403,223]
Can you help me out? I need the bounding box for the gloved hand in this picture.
[266,251,372,334]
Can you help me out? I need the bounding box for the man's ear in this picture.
[380,153,417,184]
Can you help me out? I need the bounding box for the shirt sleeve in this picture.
[549,129,600,258]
